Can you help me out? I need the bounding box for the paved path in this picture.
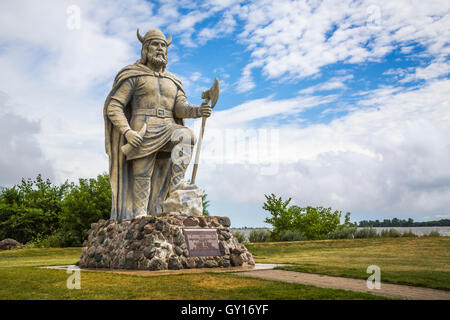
[234,269,450,300]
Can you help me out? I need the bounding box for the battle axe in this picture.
[191,78,219,184]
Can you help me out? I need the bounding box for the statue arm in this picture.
[106,78,135,135]
[173,91,202,119]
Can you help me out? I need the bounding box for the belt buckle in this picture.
[156,108,165,118]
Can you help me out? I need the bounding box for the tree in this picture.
[60,173,111,246]
[290,205,342,240]
[202,191,210,216]
[262,193,351,240]
[262,193,292,238]
[0,174,70,243]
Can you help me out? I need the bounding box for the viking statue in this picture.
[104,28,212,221]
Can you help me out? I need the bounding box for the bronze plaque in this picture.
[183,228,222,257]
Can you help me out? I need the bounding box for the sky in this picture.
[0,0,449,227]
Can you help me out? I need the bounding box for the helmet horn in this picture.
[167,34,172,46]
[136,28,144,43]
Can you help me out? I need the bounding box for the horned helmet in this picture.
[137,28,172,65]
[136,28,172,47]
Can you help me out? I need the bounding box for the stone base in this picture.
[78,214,255,270]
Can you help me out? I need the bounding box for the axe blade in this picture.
[209,78,219,108]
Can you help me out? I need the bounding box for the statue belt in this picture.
[133,107,173,118]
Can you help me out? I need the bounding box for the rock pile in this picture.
[0,238,22,250]
[79,213,254,270]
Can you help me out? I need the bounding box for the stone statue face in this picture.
[146,39,168,68]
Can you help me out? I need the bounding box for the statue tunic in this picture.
[106,68,201,160]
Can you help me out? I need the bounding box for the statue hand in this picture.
[200,102,212,118]
[125,130,143,148]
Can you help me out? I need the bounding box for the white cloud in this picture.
[299,75,353,94]
[0,95,54,185]
[207,93,336,127]
[231,0,450,91]
[194,77,450,217]
[399,61,450,83]
[435,214,450,218]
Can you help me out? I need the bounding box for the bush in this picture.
[0,173,114,247]
[202,192,210,216]
[232,231,248,243]
[354,227,378,238]
[0,205,56,244]
[59,173,112,246]
[24,232,67,248]
[329,226,358,239]
[273,229,306,241]
[401,229,417,237]
[262,194,354,240]
[381,228,401,238]
[424,231,440,237]
[249,229,272,242]
[0,175,70,243]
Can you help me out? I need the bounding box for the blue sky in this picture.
[0,0,449,227]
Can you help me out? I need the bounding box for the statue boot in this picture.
[132,177,152,218]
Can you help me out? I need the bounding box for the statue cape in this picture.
[103,62,185,221]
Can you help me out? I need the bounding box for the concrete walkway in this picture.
[234,269,450,300]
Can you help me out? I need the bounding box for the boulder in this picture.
[0,238,22,250]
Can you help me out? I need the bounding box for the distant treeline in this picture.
[358,218,450,227]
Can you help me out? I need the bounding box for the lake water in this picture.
[368,226,450,236]
[231,226,450,237]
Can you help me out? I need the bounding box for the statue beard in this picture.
[148,53,168,69]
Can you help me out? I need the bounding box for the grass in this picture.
[0,248,81,268]
[0,248,384,300]
[246,237,450,291]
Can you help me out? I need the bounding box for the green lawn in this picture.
[0,248,81,268]
[246,237,450,291]
[0,248,384,300]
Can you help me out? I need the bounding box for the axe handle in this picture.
[191,98,209,184]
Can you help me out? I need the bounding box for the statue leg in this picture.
[147,153,172,215]
[132,154,156,217]
[168,127,197,193]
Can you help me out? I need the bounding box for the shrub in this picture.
[289,205,343,240]
[202,192,210,216]
[401,229,417,237]
[381,228,401,238]
[0,205,56,244]
[249,229,272,242]
[24,232,67,248]
[0,175,70,243]
[262,194,351,240]
[59,173,111,246]
[424,231,440,237]
[232,231,248,243]
[354,227,378,238]
[329,226,358,239]
[273,229,306,241]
